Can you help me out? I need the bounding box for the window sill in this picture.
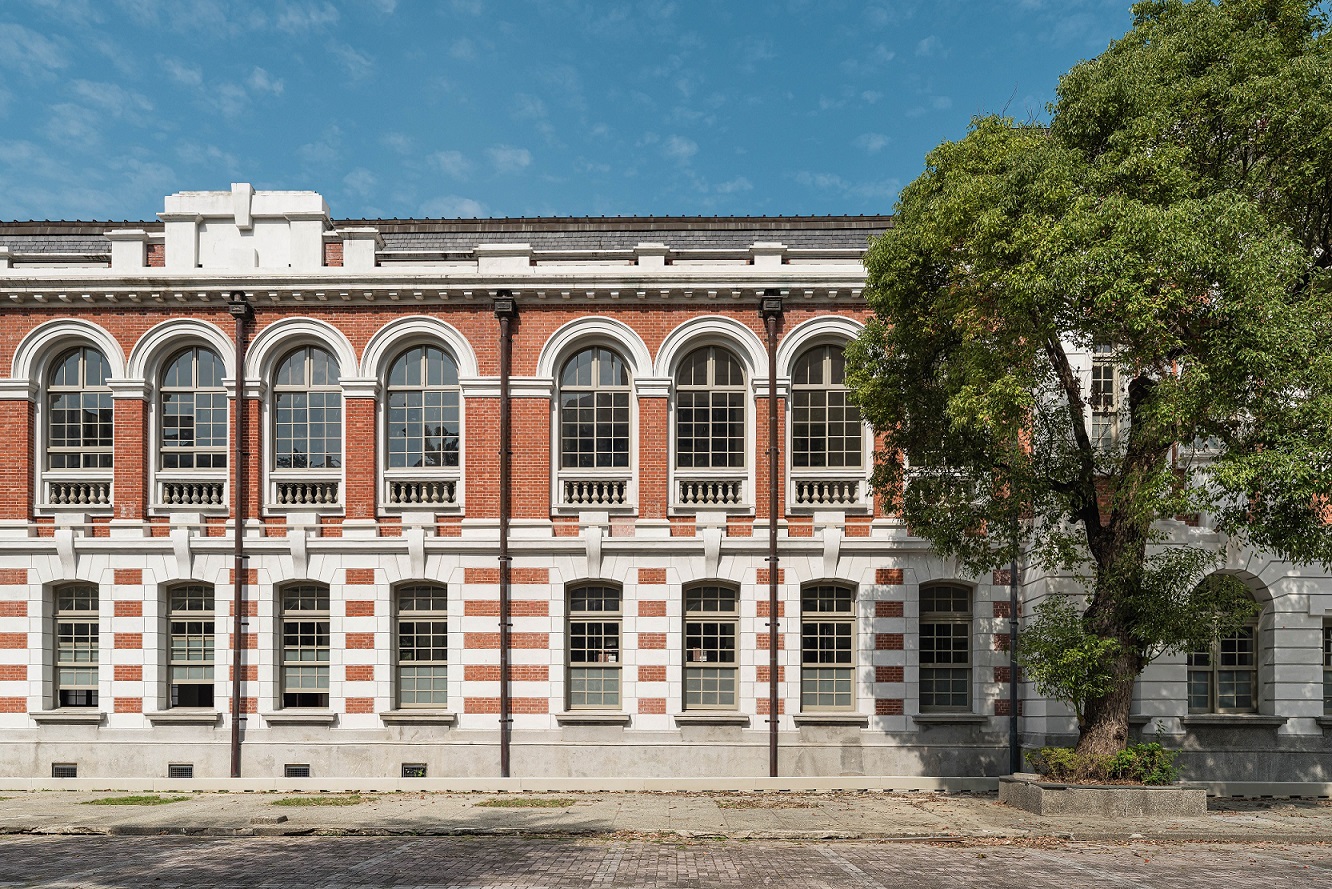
[30,709,104,725]
[380,709,457,725]
[911,713,989,726]
[673,713,750,727]
[556,711,631,726]
[793,713,869,727]
[1180,714,1287,728]
[145,709,222,726]
[261,710,337,726]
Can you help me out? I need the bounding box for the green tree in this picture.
[846,0,1332,758]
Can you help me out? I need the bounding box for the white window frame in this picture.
[566,584,623,710]
[684,583,740,711]
[787,341,871,513]
[800,583,857,712]
[918,583,973,713]
[381,345,464,514]
[154,346,229,514]
[280,584,331,709]
[166,583,215,709]
[41,347,114,512]
[670,345,752,514]
[553,347,636,514]
[267,345,345,514]
[394,583,448,709]
[1188,608,1261,715]
[54,583,99,709]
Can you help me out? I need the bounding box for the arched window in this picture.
[567,584,622,710]
[166,583,214,708]
[684,583,739,710]
[47,347,113,470]
[54,583,99,708]
[559,348,630,470]
[395,583,448,708]
[280,583,330,709]
[273,346,342,470]
[387,346,460,469]
[160,347,227,470]
[1188,593,1261,714]
[919,583,972,712]
[792,344,862,469]
[801,583,856,711]
[675,346,745,469]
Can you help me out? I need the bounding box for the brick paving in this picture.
[0,836,1329,888]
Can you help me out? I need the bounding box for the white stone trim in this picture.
[774,314,864,379]
[358,315,480,380]
[535,315,653,380]
[127,318,236,381]
[11,318,127,382]
[653,314,767,380]
[243,317,358,383]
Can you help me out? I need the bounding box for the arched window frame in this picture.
[800,582,857,712]
[381,344,463,513]
[566,582,623,711]
[554,347,635,512]
[279,582,331,709]
[788,341,871,512]
[269,345,343,512]
[42,346,114,511]
[918,582,973,714]
[671,345,751,512]
[683,582,740,711]
[1187,591,1264,715]
[53,582,100,709]
[163,582,216,709]
[154,346,229,512]
[393,582,449,709]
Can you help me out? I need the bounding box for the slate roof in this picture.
[0,215,892,257]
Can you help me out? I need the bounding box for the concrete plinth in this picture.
[998,773,1207,817]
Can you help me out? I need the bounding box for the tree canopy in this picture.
[846,0,1332,756]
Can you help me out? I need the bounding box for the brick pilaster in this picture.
[111,393,147,520]
[343,397,376,520]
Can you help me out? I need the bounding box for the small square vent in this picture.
[168,763,194,779]
[402,763,427,779]
[51,763,77,779]
[284,764,311,779]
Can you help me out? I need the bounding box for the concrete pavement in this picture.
[0,789,1328,842]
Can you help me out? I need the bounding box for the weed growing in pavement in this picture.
[271,795,365,807]
[83,795,191,806]
[473,797,575,808]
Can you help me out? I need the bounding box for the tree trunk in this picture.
[1075,646,1141,758]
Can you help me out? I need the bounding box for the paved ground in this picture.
[0,835,1328,888]
[0,790,1331,842]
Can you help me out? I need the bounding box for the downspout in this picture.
[494,291,517,779]
[760,290,784,778]
[227,290,252,780]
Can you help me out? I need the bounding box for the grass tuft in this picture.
[474,797,574,808]
[83,795,191,806]
[271,795,365,807]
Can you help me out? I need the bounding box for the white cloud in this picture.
[274,1,339,32]
[663,135,697,163]
[794,170,899,202]
[512,93,546,121]
[713,177,752,194]
[69,80,153,122]
[327,42,374,80]
[163,58,203,87]
[916,35,941,57]
[854,132,890,153]
[486,145,531,174]
[0,23,67,76]
[247,67,284,95]
[298,126,341,167]
[449,38,476,61]
[43,103,102,146]
[419,195,486,218]
[381,132,414,154]
[176,141,239,174]
[343,168,377,197]
[861,90,883,104]
[430,150,472,179]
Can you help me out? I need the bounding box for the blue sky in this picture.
[0,0,1134,222]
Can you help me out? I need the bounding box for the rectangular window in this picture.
[1324,624,1332,716]
[919,584,971,712]
[168,585,214,708]
[801,584,855,710]
[1189,626,1257,713]
[281,585,330,708]
[1090,345,1118,452]
[568,585,621,710]
[55,584,99,708]
[396,584,447,708]
[685,585,738,709]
